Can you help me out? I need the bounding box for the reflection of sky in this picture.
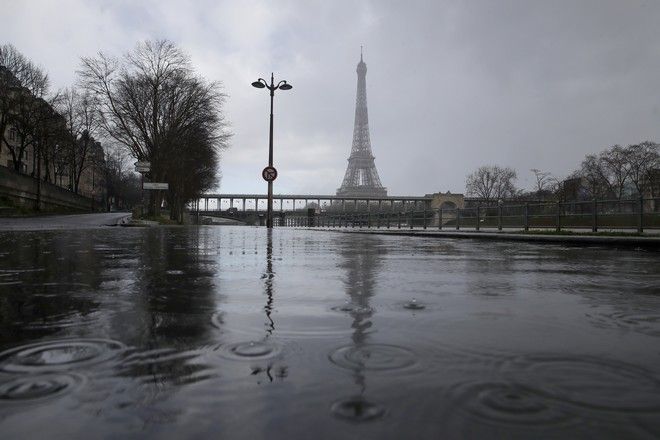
[4,1,660,195]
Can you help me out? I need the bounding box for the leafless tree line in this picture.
[1,41,230,218]
[0,44,106,199]
[465,165,519,204]
[570,142,659,200]
[466,142,659,203]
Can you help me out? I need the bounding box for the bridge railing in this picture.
[281,197,660,233]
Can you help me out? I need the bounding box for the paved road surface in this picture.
[0,212,130,231]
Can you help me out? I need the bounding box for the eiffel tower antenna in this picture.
[337,48,387,197]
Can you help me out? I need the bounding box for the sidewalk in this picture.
[307,227,660,248]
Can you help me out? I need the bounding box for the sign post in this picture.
[262,166,278,227]
[134,161,152,218]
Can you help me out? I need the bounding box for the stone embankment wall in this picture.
[0,166,93,212]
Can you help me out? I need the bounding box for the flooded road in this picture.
[0,226,659,439]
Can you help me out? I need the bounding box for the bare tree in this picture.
[56,87,102,193]
[530,168,551,193]
[78,40,230,217]
[103,145,141,210]
[627,141,659,198]
[0,44,50,172]
[599,145,631,199]
[576,154,610,199]
[465,165,518,204]
[31,99,67,185]
[529,168,560,200]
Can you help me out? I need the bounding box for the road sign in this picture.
[135,161,151,173]
[262,166,278,182]
[143,182,169,190]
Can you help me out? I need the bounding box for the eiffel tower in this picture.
[337,49,387,197]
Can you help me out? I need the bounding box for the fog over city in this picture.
[2,0,660,195]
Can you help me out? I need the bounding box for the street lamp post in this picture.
[252,73,292,228]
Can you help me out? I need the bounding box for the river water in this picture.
[0,226,659,439]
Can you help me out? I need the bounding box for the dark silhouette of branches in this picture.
[465,165,518,204]
[78,40,230,218]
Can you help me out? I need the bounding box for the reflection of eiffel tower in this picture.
[339,235,383,388]
[328,235,387,421]
[337,49,387,197]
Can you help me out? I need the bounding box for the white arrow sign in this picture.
[143,182,168,190]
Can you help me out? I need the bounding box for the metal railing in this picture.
[280,197,660,233]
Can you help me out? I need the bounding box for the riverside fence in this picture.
[279,198,660,233]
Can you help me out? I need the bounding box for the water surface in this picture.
[0,226,659,439]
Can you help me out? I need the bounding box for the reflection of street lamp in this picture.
[252,73,293,228]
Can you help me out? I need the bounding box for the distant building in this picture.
[560,176,587,201]
[0,65,106,206]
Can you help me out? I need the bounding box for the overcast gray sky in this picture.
[2,0,660,196]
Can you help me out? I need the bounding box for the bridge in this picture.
[192,192,466,226]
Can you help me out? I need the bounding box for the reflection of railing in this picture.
[280,198,660,233]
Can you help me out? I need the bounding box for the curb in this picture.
[306,228,660,249]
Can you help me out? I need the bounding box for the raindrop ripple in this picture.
[331,397,386,422]
[448,381,575,428]
[504,354,660,413]
[220,341,281,360]
[0,373,84,404]
[0,338,126,373]
[329,344,416,372]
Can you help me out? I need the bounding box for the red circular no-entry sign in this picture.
[262,166,278,182]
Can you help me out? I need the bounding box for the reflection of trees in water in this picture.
[112,228,220,395]
[116,228,218,347]
[0,228,222,425]
[0,231,104,346]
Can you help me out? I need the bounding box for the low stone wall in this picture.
[0,166,93,211]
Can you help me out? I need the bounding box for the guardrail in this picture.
[279,197,660,233]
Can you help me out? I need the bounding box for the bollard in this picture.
[456,209,460,230]
[524,203,529,232]
[423,209,427,229]
[398,212,402,229]
[498,205,503,231]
